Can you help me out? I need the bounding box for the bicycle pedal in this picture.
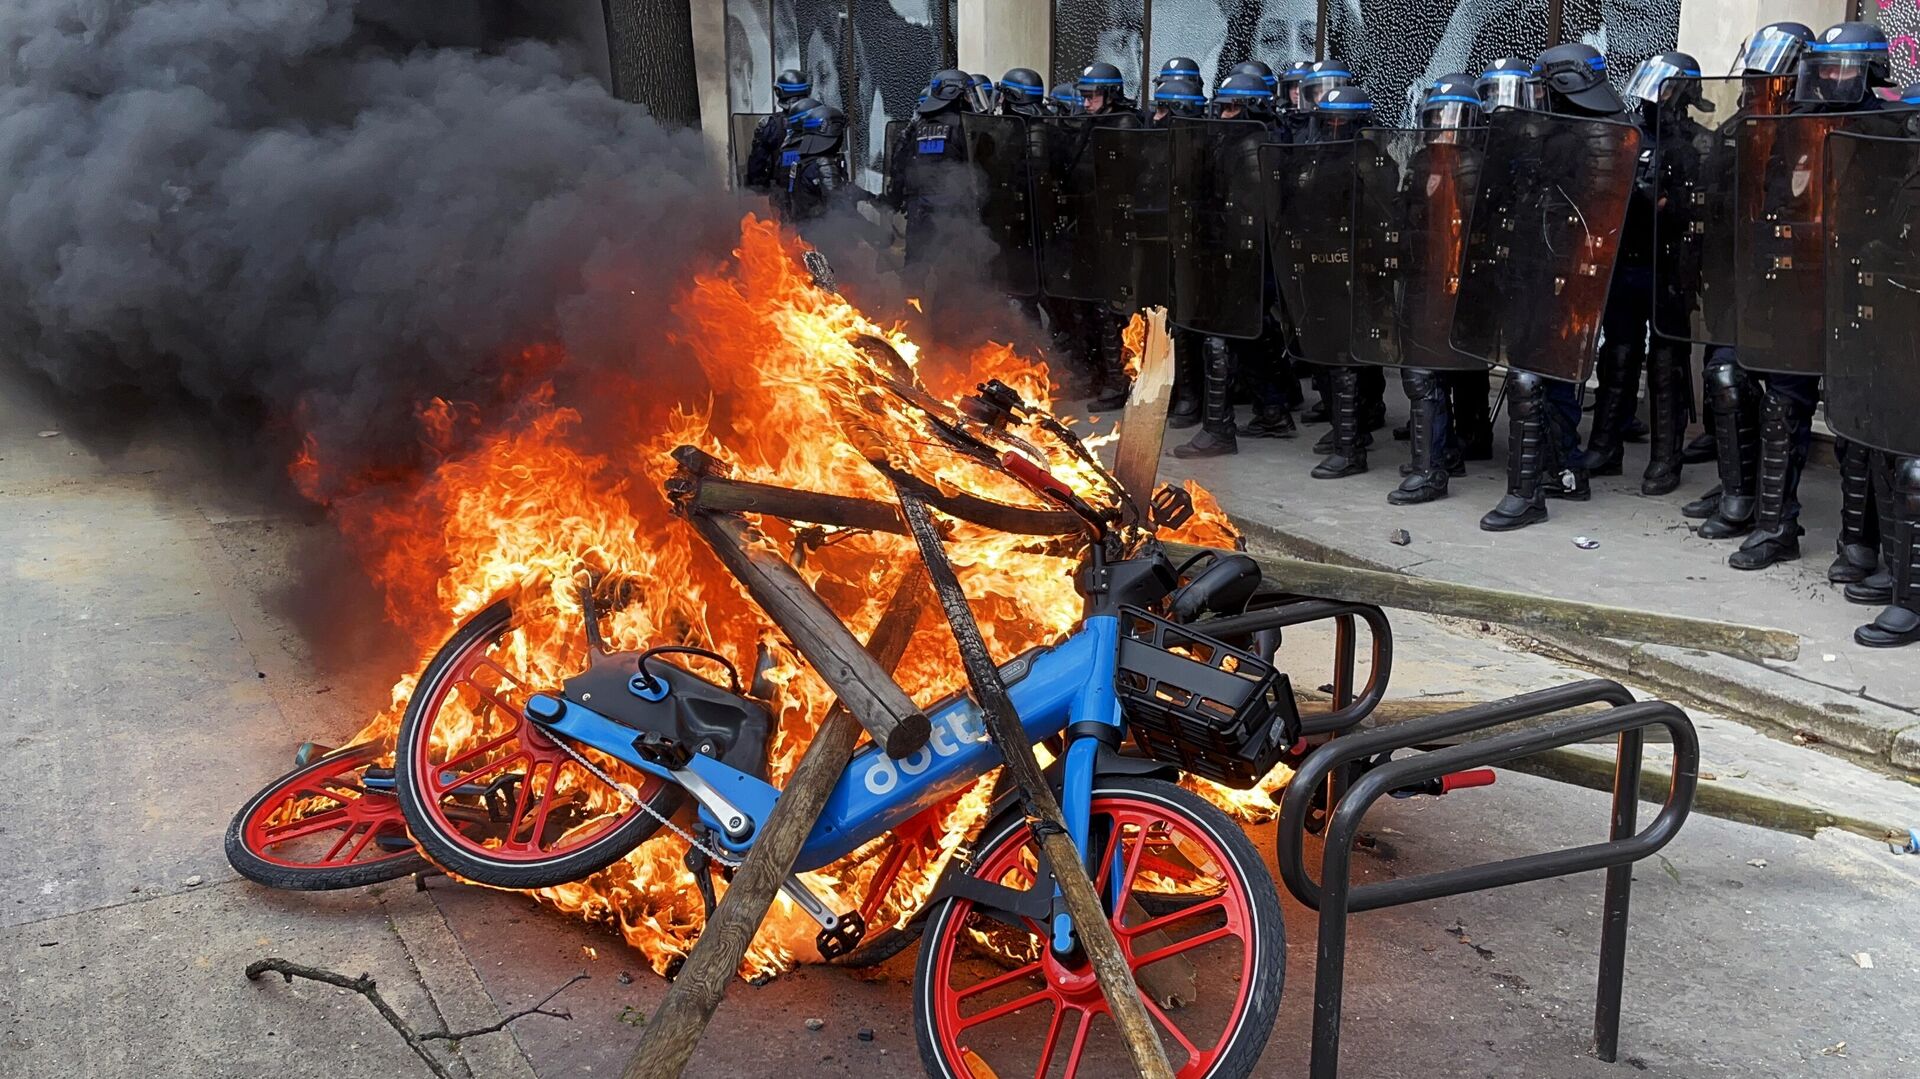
[1149,483,1195,529]
[814,910,867,961]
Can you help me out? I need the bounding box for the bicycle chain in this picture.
[541,726,742,869]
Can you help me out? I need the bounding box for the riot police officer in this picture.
[1581,51,1702,497]
[1391,74,1484,505]
[1149,74,1208,125]
[1173,71,1292,457]
[1277,60,1312,138]
[1687,21,1811,545]
[996,68,1049,118]
[1147,75,1208,429]
[1730,21,1895,572]
[1296,85,1378,478]
[743,69,816,191]
[1154,56,1204,97]
[887,69,974,263]
[779,103,852,223]
[967,73,998,114]
[1048,83,1083,115]
[1480,43,1622,530]
[1074,62,1145,411]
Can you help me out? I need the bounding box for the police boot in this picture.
[1087,308,1132,412]
[1682,486,1722,519]
[1311,366,1369,478]
[1241,403,1297,438]
[1390,369,1449,504]
[1359,366,1389,433]
[1452,370,1495,461]
[1682,432,1717,464]
[1169,334,1202,430]
[1697,359,1759,539]
[1641,341,1689,496]
[1729,392,1805,569]
[1301,365,1331,423]
[1173,337,1239,458]
[1856,456,1920,647]
[1578,342,1642,477]
[1828,440,1881,583]
[1482,373,1550,530]
[1846,451,1897,605]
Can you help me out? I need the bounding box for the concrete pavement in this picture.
[1155,397,1920,776]
[6,364,1920,1078]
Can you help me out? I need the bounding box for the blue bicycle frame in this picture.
[526,614,1123,888]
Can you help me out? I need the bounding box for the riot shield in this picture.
[732,111,777,189]
[1349,128,1488,371]
[1651,76,1793,345]
[1170,117,1269,340]
[1032,116,1123,303]
[960,114,1040,296]
[1266,138,1358,363]
[1824,131,1920,457]
[1451,109,1641,383]
[1733,111,1906,376]
[1093,125,1172,310]
[880,119,908,204]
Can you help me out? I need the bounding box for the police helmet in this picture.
[1154,56,1203,87]
[998,67,1046,107]
[783,97,823,130]
[774,68,812,106]
[1213,71,1275,117]
[791,104,847,156]
[1299,59,1355,110]
[1736,21,1814,76]
[1077,61,1130,108]
[919,68,973,114]
[1152,76,1207,115]
[1795,22,1892,105]
[1421,73,1483,129]
[1230,60,1278,90]
[1308,85,1373,139]
[1049,83,1084,114]
[1534,43,1625,114]
[967,73,998,113]
[1625,51,1702,104]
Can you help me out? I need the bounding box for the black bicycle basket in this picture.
[1115,606,1300,789]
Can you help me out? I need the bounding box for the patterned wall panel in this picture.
[775,0,852,110]
[851,1,956,190]
[1872,0,1920,88]
[1051,0,1148,97]
[727,0,774,113]
[1146,0,1319,89]
[1322,0,1553,126]
[1563,0,1686,101]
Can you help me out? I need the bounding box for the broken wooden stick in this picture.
[1112,306,1176,503]
[622,568,929,1079]
[246,958,583,1079]
[894,484,1176,1079]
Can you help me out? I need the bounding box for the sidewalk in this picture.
[1155,398,1920,775]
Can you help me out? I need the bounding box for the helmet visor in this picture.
[1625,58,1700,103]
[1737,28,1803,75]
[1795,51,1881,104]
[1300,77,1349,109]
[1420,98,1479,129]
[1479,74,1545,111]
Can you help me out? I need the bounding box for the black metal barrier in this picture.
[1200,597,1393,736]
[1275,679,1700,1079]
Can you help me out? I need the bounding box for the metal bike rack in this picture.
[1275,678,1700,1079]
[1200,595,1394,735]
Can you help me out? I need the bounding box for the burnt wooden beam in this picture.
[1112,306,1175,503]
[621,570,929,1079]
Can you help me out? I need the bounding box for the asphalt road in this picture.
[4,370,1918,1078]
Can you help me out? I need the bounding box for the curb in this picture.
[1234,518,1920,779]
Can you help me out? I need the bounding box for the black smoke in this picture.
[0,0,739,485]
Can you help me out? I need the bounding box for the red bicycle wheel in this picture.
[394,598,684,889]
[913,776,1285,1079]
[225,742,426,890]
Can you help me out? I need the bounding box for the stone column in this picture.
[958,0,1052,83]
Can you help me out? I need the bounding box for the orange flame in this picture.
[301,215,1260,978]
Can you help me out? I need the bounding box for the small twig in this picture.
[246,957,585,1078]
[418,973,587,1042]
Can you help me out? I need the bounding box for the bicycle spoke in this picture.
[952,957,1045,1005]
[1131,923,1233,968]
[1030,1004,1067,1079]
[1143,993,1202,1063]
[431,730,520,781]
[955,986,1055,1032]
[339,822,380,863]
[436,747,528,796]
[261,808,353,845]
[321,821,364,862]
[1120,897,1229,942]
[1059,1010,1094,1079]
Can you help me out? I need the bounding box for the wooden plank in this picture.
[1165,540,1801,663]
[621,570,929,1079]
[688,510,931,758]
[894,486,1175,1079]
[1112,306,1175,502]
